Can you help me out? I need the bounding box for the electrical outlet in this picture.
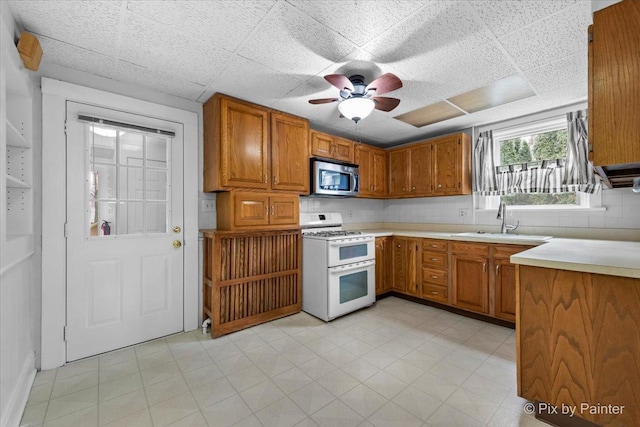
[201,199,215,212]
[347,210,353,219]
[459,208,470,218]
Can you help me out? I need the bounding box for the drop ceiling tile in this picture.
[362,1,493,74]
[37,36,116,79]
[498,2,591,71]
[524,53,587,94]
[286,0,425,46]
[8,0,120,56]
[470,0,577,37]
[395,101,466,128]
[201,56,306,106]
[448,75,535,114]
[119,12,232,86]
[126,0,276,52]
[115,61,206,101]
[237,1,358,77]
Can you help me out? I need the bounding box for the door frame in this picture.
[41,78,199,369]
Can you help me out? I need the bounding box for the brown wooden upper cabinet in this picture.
[203,94,309,194]
[216,191,299,230]
[310,130,354,163]
[387,132,471,198]
[355,143,387,198]
[588,0,640,187]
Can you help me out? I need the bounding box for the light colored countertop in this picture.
[356,228,640,279]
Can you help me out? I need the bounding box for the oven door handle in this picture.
[328,237,374,247]
[329,259,375,273]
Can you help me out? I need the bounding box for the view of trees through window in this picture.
[498,128,577,206]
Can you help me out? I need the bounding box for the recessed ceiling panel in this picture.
[447,75,536,114]
[394,101,466,128]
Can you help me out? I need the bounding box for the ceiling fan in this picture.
[309,73,403,123]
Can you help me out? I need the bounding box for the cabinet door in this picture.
[220,97,269,189]
[452,254,489,313]
[409,143,433,195]
[271,113,309,193]
[405,239,420,296]
[590,0,640,166]
[375,237,392,295]
[372,148,388,196]
[333,137,355,163]
[388,149,409,196]
[310,131,334,158]
[269,195,299,226]
[494,258,517,321]
[392,238,407,292]
[233,193,270,227]
[355,144,373,197]
[433,136,461,195]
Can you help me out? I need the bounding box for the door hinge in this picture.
[588,32,593,43]
[64,120,68,136]
[64,222,68,238]
[63,326,67,342]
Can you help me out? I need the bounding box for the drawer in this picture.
[451,242,489,256]
[422,267,447,286]
[493,244,534,259]
[422,251,447,268]
[421,283,448,303]
[422,239,448,252]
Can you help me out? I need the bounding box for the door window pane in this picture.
[339,271,368,303]
[87,124,171,237]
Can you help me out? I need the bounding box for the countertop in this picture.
[355,228,640,279]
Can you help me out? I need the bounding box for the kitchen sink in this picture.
[454,232,553,243]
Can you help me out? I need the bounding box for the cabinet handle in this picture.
[265,206,269,216]
[430,275,438,279]
[263,174,267,183]
[438,184,442,188]
[402,187,406,191]
[397,244,401,248]
[430,291,438,295]
[273,175,277,185]
[271,206,275,215]
[412,186,416,190]
[430,244,438,248]
[483,263,486,272]
[496,264,500,275]
[430,258,438,261]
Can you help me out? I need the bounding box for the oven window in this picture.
[319,169,351,191]
[339,270,368,303]
[339,244,368,260]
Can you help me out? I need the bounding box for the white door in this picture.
[65,101,184,361]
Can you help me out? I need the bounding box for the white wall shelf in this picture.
[6,173,29,188]
[6,119,29,148]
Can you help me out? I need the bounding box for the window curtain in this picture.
[473,110,600,195]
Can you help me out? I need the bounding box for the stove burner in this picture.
[304,230,363,238]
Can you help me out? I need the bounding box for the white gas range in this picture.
[300,213,376,321]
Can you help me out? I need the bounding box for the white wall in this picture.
[300,196,385,225]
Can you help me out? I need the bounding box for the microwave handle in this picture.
[352,173,359,193]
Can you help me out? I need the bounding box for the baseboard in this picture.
[1,352,36,427]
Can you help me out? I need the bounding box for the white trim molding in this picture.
[40,78,199,369]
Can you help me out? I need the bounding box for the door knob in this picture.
[173,240,182,248]
[173,226,181,234]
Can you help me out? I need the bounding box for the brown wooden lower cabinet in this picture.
[392,237,419,295]
[202,229,301,337]
[492,245,531,321]
[421,239,449,304]
[375,237,392,295]
[517,265,640,426]
[451,242,490,314]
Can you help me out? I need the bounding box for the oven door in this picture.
[328,259,375,320]
[327,236,375,267]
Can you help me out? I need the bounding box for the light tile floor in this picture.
[20,297,547,427]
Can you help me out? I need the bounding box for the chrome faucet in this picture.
[497,201,519,234]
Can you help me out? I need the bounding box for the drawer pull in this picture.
[430,244,439,248]
[430,275,438,279]
[430,291,439,295]
[430,258,438,261]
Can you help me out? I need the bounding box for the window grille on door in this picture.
[82,117,173,237]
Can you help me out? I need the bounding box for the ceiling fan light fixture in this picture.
[338,97,375,123]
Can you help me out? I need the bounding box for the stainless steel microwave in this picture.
[310,159,359,197]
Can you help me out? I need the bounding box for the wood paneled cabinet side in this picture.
[204,94,269,191]
[589,0,640,167]
[392,236,419,296]
[355,143,387,198]
[451,242,490,314]
[270,112,309,193]
[216,191,299,230]
[310,130,355,163]
[375,237,392,295]
[517,265,640,426]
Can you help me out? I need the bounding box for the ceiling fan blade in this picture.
[366,73,403,95]
[373,96,401,112]
[324,74,354,92]
[308,97,339,105]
